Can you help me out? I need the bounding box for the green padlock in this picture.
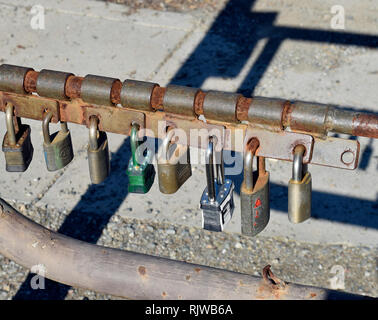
[126,123,155,194]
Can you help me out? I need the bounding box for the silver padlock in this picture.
[200,136,235,232]
[87,116,110,184]
[241,139,270,237]
[288,145,312,223]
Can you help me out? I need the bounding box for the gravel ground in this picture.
[0,202,376,299]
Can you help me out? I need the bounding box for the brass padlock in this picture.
[42,111,74,171]
[157,129,192,194]
[2,103,34,172]
[87,116,110,184]
[240,139,270,237]
[288,145,312,223]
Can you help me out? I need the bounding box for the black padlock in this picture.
[2,103,34,172]
[241,138,270,237]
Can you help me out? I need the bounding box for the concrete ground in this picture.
[0,0,377,299]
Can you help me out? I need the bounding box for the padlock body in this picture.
[2,124,33,172]
[127,151,155,194]
[157,144,192,194]
[87,131,110,184]
[288,172,312,223]
[241,171,270,237]
[200,179,235,232]
[43,130,74,171]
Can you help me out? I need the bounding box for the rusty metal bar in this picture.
[0,198,363,299]
[0,64,376,140]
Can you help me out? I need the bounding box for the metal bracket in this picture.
[83,106,145,134]
[59,98,145,135]
[244,127,314,163]
[244,126,360,169]
[311,136,360,170]
[0,91,60,123]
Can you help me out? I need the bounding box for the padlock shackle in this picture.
[243,138,260,191]
[43,112,69,146]
[60,121,69,133]
[216,148,225,186]
[243,151,254,191]
[205,135,225,201]
[130,122,141,166]
[292,145,306,181]
[205,136,216,202]
[5,103,16,146]
[210,135,225,186]
[161,129,175,162]
[42,111,53,145]
[89,116,99,151]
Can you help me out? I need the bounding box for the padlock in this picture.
[157,129,192,194]
[200,136,235,232]
[288,145,312,223]
[126,123,155,194]
[2,103,34,172]
[42,111,74,171]
[87,116,110,184]
[240,138,270,237]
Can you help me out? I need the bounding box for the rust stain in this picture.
[186,275,191,281]
[110,79,122,105]
[193,90,205,115]
[65,76,83,99]
[262,265,286,291]
[194,267,201,273]
[256,280,289,300]
[236,96,251,121]
[162,291,167,298]
[151,86,165,110]
[246,137,259,154]
[310,293,317,298]
[138,266,147,278]
[59,98,86,124]
[281,100,293,128]
[352,113,378,138]
[24,70,38,93]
